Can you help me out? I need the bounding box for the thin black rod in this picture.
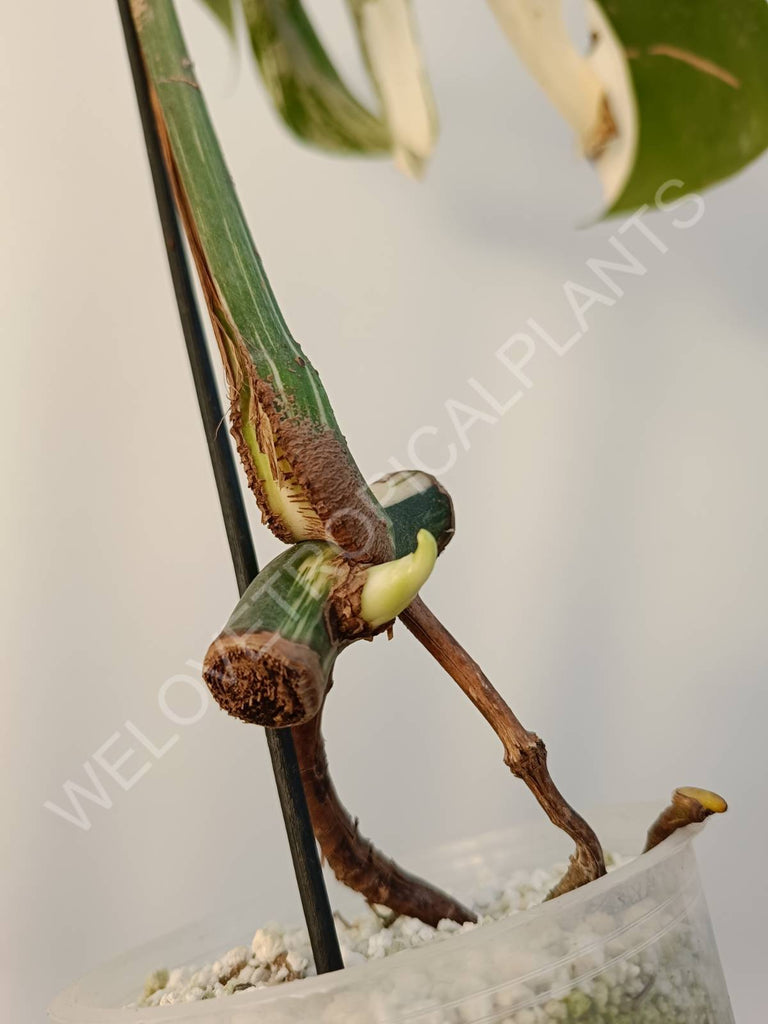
[117,0,343,975]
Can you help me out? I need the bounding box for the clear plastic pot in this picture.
[48,803,734,1023]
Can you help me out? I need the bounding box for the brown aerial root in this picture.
[644,787,728,853]
[292,706,477,927]
[400,598,606,900]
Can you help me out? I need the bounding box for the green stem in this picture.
[202,469,454,728]
[131,0,393,561]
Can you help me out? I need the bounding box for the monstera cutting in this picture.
[122,0,764,925]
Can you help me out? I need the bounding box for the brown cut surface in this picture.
[203,631,327,726]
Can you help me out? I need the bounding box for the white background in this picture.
[2,2,766,1021]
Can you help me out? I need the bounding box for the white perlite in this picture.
[137,851,726,1023]
[140,856,630,1007]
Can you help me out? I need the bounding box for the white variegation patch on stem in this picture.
[371,468,431,507]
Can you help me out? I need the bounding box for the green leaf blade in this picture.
[241,0,390,153]
[599,0,768,212]
[489,0,768,215]
[199,0,236,38]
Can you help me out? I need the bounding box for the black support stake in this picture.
[116,0,343,975]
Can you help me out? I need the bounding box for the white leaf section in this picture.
[352,0,438,177]
[585,0,636,206]
[488,0,636,205]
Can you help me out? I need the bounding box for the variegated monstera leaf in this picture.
[202,0,436,175]
[489,0,768,212]
[202,0,768,213]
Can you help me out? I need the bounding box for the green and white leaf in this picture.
[488,0,768,213]
[487,0,610,159]
[346,0,438,177]
[240,0,390,153]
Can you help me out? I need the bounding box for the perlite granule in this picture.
[137,853,722,1023]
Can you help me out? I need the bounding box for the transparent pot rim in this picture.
[47,802,706,1024]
